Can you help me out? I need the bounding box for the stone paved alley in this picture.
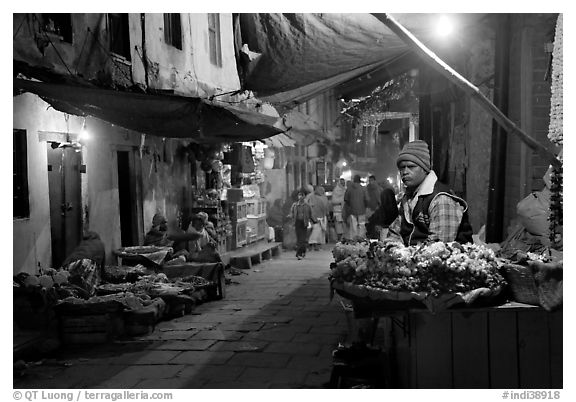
[14,246,350,389]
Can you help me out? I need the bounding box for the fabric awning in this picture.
[239,13,486,108]
[14,78,283,143]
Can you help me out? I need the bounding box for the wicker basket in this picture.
[501,263,540,306]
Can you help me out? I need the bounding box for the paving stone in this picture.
[242,329,296,342]
[96,364,185,388]
[286,355,333,372]
[137,330,198,341]
[156,339,216,351]
[237,367,276,382]
[226,352,291,368]
[211,340,269,352]
[217,322,265,332]
[202,380,268,389]
[308,325,348,335]
[292,332,344,345]
[176,364,244,382]
[264,341,322,356]
[135,377,207,389]
[191,329,244,341]
[128,351,181,365]
[169,350,234,365]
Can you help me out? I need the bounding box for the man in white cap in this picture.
[387,140,473,245]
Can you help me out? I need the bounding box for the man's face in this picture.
[398,161,427,190]
[339,178,345,186]
[159,219,168,232]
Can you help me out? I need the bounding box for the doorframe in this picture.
[111,144,144,246]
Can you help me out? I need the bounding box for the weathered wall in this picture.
[14,13,240,97]
[141,13,240,97]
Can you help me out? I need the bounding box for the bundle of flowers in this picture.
[548,14,563,146]
[330,240,506,297]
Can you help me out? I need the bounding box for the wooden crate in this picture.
[59,312,124,345]
[231,219,247,249]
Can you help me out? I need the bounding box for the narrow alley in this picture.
[14,247,348,389]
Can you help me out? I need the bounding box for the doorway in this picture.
[47,145,82,267]
[117,150,140,247]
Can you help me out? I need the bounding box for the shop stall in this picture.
[329,240,563,388]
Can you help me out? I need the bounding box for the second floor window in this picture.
[109,13,131,60]
[13,129,30,219]
[164,14,182,50]
[208,13,222,66]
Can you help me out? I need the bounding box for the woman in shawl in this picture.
[307,185,329,250]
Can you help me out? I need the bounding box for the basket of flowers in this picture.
[330,240,507,313]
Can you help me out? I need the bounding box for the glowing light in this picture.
[79,119,89,141]
[342,162,347,167]
[342,169,352,181]
[387,177,393,184]
[436,15,454,38]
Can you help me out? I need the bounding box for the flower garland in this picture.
[340,72,416,127]
[548,14,563,146]
[547,14,563,249]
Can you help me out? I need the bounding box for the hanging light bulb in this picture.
[79,118,89,141]
[436,15,454,38]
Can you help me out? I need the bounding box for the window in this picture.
[109,13,131,60]
[208,13,222,66]
[164,13,182,50]
[41,13,73,43]
[13,129,30,219]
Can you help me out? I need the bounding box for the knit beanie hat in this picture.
[396,140,431,172]
[152,213,166,227]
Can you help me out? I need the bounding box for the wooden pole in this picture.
[372,13,562,169]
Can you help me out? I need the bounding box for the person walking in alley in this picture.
[307,185,329,250]
[331,178,347,241]
[288,189,315,259]
[366,180,399,240]
[343,175,369,240]
[365,174,382,219]
[387,140,473,245]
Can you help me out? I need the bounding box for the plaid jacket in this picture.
[388,171,473,245]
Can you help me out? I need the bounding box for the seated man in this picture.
[186,213,221,263]
[144,213,203,256]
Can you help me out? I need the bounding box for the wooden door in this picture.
[47,145,82,267]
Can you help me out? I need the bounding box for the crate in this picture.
[247,216,268,240]
[246,199,259,216]
[59,312,124,345]
[231,219,247,249]
[228,201,247,221]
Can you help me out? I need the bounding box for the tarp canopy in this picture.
[239,13,484,108]
[14,78,284,143]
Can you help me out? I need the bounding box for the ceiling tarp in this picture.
[14,78,283,143]
[239,13,486,108]
[239,13,415,107]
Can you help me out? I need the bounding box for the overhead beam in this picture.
[372,13,561,169]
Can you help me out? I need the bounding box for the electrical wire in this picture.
[31,14,74,77]
[74,27,90,74]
